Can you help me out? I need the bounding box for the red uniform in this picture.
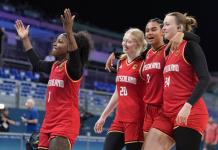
[38,60,81,149]
[163,40,208,134]
[141,46,165,105]
[141,46,172,134]
[109,57,146,143]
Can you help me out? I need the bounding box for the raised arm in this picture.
[15,20,32,50]
[61,8,78,51]
[61,8,83,80]
[15,20,53,73]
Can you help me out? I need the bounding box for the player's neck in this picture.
[56,57,67,64]
[126,51,140,63]
[152,41,165,51]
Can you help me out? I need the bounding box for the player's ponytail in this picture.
[185,14,197,32]
[166,12,198,32]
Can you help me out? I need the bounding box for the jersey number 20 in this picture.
[120,86,128,96]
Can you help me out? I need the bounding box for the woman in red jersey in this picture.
[141,18,176,150]
[104,19,200,150]
[94,28,147,150]
[161,12,210,150]
[139,18,200,150]
[15,8,92,150]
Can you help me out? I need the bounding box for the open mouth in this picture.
[147,37,155,42]
[52,47,57,51]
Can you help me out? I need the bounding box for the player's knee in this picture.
[145,129,174,150]
[49,136,70,150]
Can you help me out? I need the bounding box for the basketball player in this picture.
[141,18,175,150]
[94,28,147,150]
[104,18,200,150]
[15,8,92,150]
[161,12,210,150]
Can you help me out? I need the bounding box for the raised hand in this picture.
[61,8,75,34]
[15,20,30,39]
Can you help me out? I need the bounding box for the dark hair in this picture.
[166,12,197,32]
[74,31,93,67]
[147,18,164,28]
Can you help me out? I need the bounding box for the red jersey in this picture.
[115,57,146,122]
[41,60,81,135]
[141,45,166,105]
[163,40,208,116]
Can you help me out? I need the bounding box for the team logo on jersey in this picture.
[132,64,137,69]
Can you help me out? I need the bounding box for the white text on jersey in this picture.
[142,62,161,71]
[48,79,64,88]
[164,64,179,73]
[116,76,137,84]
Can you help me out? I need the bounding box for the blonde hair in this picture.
[120,28,147,60]
[166,12,197,32]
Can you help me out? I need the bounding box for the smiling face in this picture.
[51,33,68,58]
[145,21,163,46]
[121,28,146,57]
[122,32,138,55]
[162,15,179,40]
